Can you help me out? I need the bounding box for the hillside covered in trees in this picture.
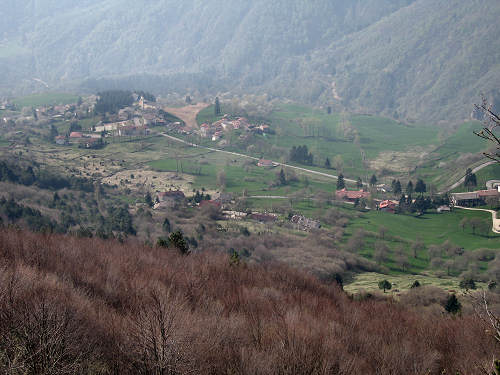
[0,226,498,374]
[2,0,500,122]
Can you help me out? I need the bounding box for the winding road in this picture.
[440,161,496,193]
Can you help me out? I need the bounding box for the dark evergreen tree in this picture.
[278,168,287,186]
[393,180,402,195]
[162,217,171,233]
[95,90,134,114]
[464,168,477,191]
[145,192,154,208]
[369,174,377,187]
[444,294,461,315]
[214,97,221,116]
[378,279,391,293]
[337,174,345,190]
[324,157,331,169]
[406,181,414,195]
[415,179,426,195]
[168,230,189,254]
[289,145,314,165]
[410,280,421,288]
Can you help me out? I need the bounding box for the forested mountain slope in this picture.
[1,0,499,122]
[0,227,496,373]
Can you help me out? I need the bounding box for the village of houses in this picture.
[2,95,500,233]
[198,116,272,142]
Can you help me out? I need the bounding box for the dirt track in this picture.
[163,103,209,130]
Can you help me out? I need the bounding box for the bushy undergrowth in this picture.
[0,227,497,374]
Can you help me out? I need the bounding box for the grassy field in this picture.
[150,152,336,197]
[196,106,223,125]
[12,93,79,108]
[346,209,499,250]
[344,272,486,294]
[195,104,489,190]
[342,209,499,276]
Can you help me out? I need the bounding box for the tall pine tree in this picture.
[337,174,345,190]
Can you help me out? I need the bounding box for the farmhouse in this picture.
[69,131,83,138]
[378,200,397,212]
[450,189,499,207]
[257,159,275,167]
[335,188,371,202]
[94,123,121,132]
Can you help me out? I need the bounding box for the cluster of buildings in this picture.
[198,115,271,141]
[450,188,500,207]
[91,100,173,138]
[55,132,104,148]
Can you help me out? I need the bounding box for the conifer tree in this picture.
[214,97,221,116]
[406,180,414,195]
[337,174,345,190]
[444,294,461,315]
[324,157,331,169]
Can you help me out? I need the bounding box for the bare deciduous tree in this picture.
[474,98,500,162]
[127,287,193,375]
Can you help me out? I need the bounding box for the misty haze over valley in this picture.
[2,0,500,122]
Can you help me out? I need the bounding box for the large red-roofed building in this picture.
[335,188,371,202]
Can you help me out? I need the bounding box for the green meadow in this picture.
[195,104,489,190]
[12,93,79,108]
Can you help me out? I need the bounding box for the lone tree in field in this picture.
[337,174,345,190]
[378,279,392,293]
[410,280,421,288]
[214,97,221,116]
[444,294,461,315]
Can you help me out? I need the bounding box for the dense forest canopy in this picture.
[1,0,500,122]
